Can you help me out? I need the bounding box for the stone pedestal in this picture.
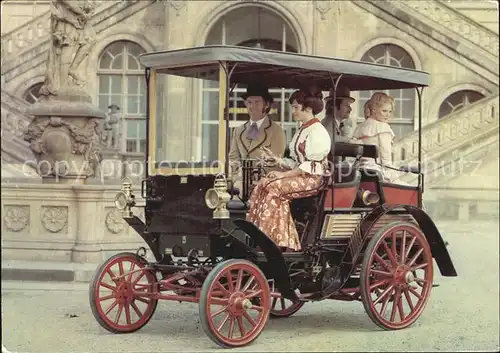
[24,93,105,184]
[71,185,106,263]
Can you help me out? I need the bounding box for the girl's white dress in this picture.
[351,118,407,183]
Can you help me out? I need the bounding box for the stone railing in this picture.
[0,89,35,167]
[0,1,115,64]
[391,0,499,57]
[393,94,499,163]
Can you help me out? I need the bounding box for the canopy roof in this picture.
[139,45,429,91]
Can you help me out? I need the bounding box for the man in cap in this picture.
[321,86,355,142]
[228,83,286,192]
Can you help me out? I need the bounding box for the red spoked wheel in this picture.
[89,252,158,333]
[199,259,271,348]
[360,222,434,330]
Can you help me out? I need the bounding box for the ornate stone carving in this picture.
[3,206,29,232]
[24,114,102,180]
[41,206,68,233]
[315,0,332,20]
[169,0,186,16]
[102,104,121,149]
[22,1,106,183]
[105,209,125,234]
[39,0,97,99]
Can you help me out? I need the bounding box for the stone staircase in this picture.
[362,0,499,84]
[0,89,38,178]
[1,0,155,84]
[392,94,499,187]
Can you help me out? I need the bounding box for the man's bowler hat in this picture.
[240,83,274,104]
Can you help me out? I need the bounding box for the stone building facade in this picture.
[1,0,498,263]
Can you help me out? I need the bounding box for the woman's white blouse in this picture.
[283,119,331,175]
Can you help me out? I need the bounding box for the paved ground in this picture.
[2,220,499,352]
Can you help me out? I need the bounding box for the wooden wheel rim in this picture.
[362,222,434,330]
[202,260,271,347]
[91,254,157,332]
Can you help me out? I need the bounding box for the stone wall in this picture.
[1,183,147,262]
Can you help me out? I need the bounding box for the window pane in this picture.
[202,91,219,121]
[138,120,146,138]
[402,100,415,120]
[98,95,110,111]
[128,76,138,95]
[111,54,123,69]
[99,53,112,69]
[108,41,125,56]
[127,54,139,70]
[127,121,138,138]
[201,123,219,161]
[126,140,136,153]
[111,76,122,94]
[128,98,139,115]
[98,76,109,94]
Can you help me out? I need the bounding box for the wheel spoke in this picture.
[225,271,235,292]
[236,316,246,337]
[404,235,417,260]
[114,303,124,324]
[242,275,256,292]
[379,286,393,317]
[210,297,230,306]
[118,261,125,276]
[99,282,116,291]
[130,301,143,318]
[373,253,391,271]
[373,284,395,305]
[408,286,423,299]
[211,306,228,319]
[99,294,115,302]
[370,269,392,278]
[228,316,235,338]
[407,248,424,267]
[403,287,415,311]
[127,262,136,281]
[245,289,263,299]
[124,303,132,325]
[242,310,257,327]
[411,262,428,271]
[400,230,407,263]
[105,268,116,281]
[370,279,390,291]
[104,300,118,315]
[215,281,231,297]
[217,312,230,331]
[235,269,244,291]
[396,291,406,322]
[391,231,397,262]
[389,288,400,322]
[131,271,145,286]
[381,241,398,266]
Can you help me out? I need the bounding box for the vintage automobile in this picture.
[89,45,457,348]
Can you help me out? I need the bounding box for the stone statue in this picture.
[24,0,105,184]
[39,0,97,99]
[103,104,121,149]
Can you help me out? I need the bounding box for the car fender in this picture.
[363,205,458,277]
[232,219,298,301]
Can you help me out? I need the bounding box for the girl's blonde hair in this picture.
[363,92,395,119]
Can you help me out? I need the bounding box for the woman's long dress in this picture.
[247,118,331,251]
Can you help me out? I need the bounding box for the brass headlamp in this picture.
[358,189,380,206]
[114,177,136,218]
[205,174,231,219]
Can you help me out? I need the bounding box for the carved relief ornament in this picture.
[105,209,125,234]
[4,206,29,232]
[23,115,102,178]
[41,206,68,233]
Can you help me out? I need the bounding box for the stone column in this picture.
[71,185,106,263]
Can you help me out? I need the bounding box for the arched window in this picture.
[359,44,416,138]
[201,6,299,161]
[438,90,485,118]
[97,40,146,153]
[23,82,43,104]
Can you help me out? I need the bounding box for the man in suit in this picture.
[229,83,286,193]
[321,86,355,142]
